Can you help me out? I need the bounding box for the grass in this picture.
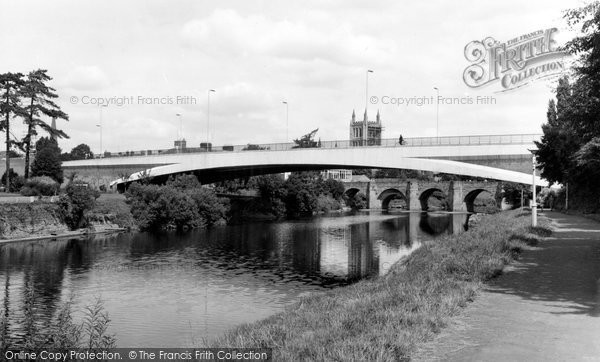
[210,210,551,361]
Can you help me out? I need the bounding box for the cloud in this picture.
[180,9,396,67]
[63,65,110,91]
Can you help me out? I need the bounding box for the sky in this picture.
[0,0,587,154]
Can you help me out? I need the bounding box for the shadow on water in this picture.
[485,212,600,317]
[0,211,471,346]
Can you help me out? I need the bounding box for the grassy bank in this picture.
[212,210,551,361]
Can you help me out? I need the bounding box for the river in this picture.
[0,211,470,347]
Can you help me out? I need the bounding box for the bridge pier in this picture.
[407,182,420,211]
[449,181,466,212]
[368,182,379,209]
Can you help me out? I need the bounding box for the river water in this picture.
[0,211,469,347]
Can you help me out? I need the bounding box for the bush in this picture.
[316,195,342,213]
[58,183,100,229]
[1,168,25,192]
[125,175,230,230]
[347,192,368,210]
[20,176,60,196]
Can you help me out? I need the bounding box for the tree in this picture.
[574,137,600,177]
[0,72,26,192]
[20,69,69,179]
[69,144,94,160]
[31,137,63,184]
[535,3,600,212]
[125,175,230,230]
[501,182,531,208]
[292,129,320,148]
[535,82,581,185]
[322,178,345,200]
[58,183,100,229]
[284,172,320,216]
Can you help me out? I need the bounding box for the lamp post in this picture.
[176,113,183,140]
[282,101,289,144]
[529,149,538,227]
[98,105,107,157]
[95,124,102,158]
[207,89,215,145]
[365,69,373,146]
[433,87,439,144]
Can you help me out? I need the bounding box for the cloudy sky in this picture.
[0,0,584,154]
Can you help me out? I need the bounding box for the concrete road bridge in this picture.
[60,134,547,190]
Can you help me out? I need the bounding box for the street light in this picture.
[433,87,439,143]
[365,69,374,146]
[176,113,183,140]
[529,149,538,227]
[282,101,289,143]
[207,89,215,145]
[98,105,108,157]
[95,124,102,158]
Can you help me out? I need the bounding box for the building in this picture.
[349,109,383,146]
[321,110,384,182]
[320,169,352,182]
[174,139,186,152]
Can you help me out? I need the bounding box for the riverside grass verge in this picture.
[211,210,551,361]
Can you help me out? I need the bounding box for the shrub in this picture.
[125,175,230,230]
[1,168,25,192]
[20,176,60,196]
[58,183,100,229]
[348,192,368,210]
[316,195,342,213]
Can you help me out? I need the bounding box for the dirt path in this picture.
[414,211,600,362]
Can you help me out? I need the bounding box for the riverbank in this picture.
[413,211,600,361]
[0,193,135,242]
[211,210,551,360]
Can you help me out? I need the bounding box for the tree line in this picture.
[535,3,600,213]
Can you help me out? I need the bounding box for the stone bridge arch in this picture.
[378,188,408,210]
[464,188,495,213]
[418,188,449,211]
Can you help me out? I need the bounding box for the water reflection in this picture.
[0,211,469,347]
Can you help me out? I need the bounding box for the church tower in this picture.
[349,109,382,146]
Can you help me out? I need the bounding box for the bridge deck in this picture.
[90,134,541,159]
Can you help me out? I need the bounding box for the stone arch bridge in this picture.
[344,178,498,212]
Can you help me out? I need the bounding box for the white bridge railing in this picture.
[93,134,541,159]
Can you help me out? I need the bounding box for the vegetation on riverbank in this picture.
[0,282,115,351]
[212,210,551,360]
[535,3,600,214]
[125,175,230,230]
[228,172,349,220]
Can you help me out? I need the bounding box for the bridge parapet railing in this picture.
[94,134,541,159]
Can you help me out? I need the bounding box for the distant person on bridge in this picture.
[399,135,404,145]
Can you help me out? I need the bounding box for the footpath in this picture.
[415,211,600,361]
